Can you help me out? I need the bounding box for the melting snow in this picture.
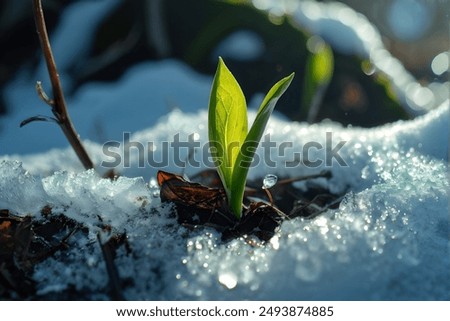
[0,0,448,300]
[0,100,448,299]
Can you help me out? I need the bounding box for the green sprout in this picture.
[301,39,334,122]
[208,57,294,218]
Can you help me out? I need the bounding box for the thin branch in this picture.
[97,233,124,301]
[32,0,94,170]
[277,170,332,185]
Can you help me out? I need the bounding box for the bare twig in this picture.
[277,170,331,185]
[97,233,124,300]
[32,0,94,170]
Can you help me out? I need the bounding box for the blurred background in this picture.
[0,0,448,131]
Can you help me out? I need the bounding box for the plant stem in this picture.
[263,187,274,206]
[32,0,94,170]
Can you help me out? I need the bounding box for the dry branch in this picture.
[31,0,94,170]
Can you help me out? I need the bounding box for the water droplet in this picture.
[361,60,376,75]
[218,272,238,289]
[195,241,203,250]
[262,174,278,189]
[149,178,158,188]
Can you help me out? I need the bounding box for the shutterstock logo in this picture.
[100,132,347,169]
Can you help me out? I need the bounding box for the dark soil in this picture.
[158,169,343,243]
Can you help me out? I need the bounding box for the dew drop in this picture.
[195,241,203,250]
[262,174,278,189]
[149,178,158,188]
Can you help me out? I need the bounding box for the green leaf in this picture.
[208,57,248,203]
[310,43,333,85]
[229,72,295,217]
[301,39,334,122]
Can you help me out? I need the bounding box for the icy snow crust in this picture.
[0,0,448,300]
[1,101,448,299]
[254,0,444,114]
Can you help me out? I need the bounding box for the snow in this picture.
[0,0,448,300]
[1,60,212,155]
[253,0,444,113]
[0,101,448,299]
[213,30,265,61]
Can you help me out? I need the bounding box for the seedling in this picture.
[208,57,294,218]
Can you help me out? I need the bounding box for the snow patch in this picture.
[0,100,448,299]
